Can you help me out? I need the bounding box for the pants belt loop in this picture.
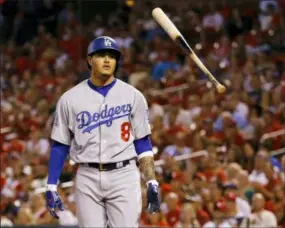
[116,161,124,169]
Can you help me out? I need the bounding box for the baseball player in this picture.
[45,36,160,227]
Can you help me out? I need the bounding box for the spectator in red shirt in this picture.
[199,118,225,147]
[222,116,254,169]
[163,192,181,227]
[212,201,232,228]
[15,49,35,75]
[261,109,283,150]
[199,151,227,184]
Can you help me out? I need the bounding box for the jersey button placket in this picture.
[99,102,108,191]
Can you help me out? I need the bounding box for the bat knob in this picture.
[217,84,226,94]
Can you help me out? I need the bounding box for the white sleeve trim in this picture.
[137,151,153,160]
[146,179,159,187]
[50,136,71,146]
[46,184,57,191]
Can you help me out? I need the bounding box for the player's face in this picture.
[88,50,117,77]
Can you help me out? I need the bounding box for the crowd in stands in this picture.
[1,0,285,227]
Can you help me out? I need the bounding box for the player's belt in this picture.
[80,160,131,171]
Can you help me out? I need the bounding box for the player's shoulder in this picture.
[115,79,145,97]
[59,80,88,102]
[115,79,137,91]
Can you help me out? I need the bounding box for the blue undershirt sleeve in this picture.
[133,135,152,155]
[47,140,70,185]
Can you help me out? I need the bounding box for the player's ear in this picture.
[87,56,93,66]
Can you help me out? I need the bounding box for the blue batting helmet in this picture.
[87,36,121,59]
[87,36,121,70]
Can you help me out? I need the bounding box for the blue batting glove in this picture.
[45,186,64,219]
[146,180,160,214]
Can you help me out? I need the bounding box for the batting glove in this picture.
[146,180,160,214]
[45,185,64,219]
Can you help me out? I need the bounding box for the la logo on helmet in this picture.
[104,38,112,47]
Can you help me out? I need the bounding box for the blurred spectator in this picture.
[30,194,53,224]
[249,149,270,186]
[223,176,252,218]
[161,131,192,158]
[212,201,232,228]
[151,51,181,81]
[226,8,248,39]
[175,203,200,228]
[202,3,224,32]
[258,2,281,31]
[164,97,191,131]
[241,193,277,227]
[226,163,242,182]
[25,130,50,157]
[224,191,245,227]
[142,211,169,227]
[13,206,35,225]
[162,192,181,227]
[261,109,283,150]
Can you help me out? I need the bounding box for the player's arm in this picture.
[131,91,156,182]
[131,91,160,213]
[47,95,72,189]
[134,136,156,183]
[46,95,72,219]
[46,140,70,190]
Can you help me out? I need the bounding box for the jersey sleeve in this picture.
[131,90,151,139]
[51,95,71,145]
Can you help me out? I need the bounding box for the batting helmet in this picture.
[87,36,121,70]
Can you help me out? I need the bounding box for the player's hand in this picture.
[45,190,64,219]
[146,180,160,214]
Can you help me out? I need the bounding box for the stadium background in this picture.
[1,0,285,227]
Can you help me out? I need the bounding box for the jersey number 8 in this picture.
[121,122,131,142]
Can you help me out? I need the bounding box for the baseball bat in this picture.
[152,7,226,94]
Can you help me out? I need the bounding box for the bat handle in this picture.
[189,53,226,94]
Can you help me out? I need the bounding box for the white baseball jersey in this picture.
[51,79,151,163]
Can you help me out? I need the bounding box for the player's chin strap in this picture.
[146,180,159,187]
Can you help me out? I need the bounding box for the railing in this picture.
[270,147,285,157]
[0,127,12,134]
[148,80,208,96]
[153,146,285,167]
[148,83,189,96]
[260,128,285,143]
[154,149,208,166]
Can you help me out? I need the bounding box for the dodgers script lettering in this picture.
[76,104,132,133]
